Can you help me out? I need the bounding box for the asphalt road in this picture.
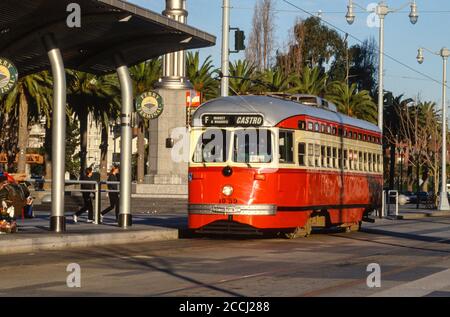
[2,217,450,297]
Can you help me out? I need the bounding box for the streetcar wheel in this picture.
[284,219,312,239]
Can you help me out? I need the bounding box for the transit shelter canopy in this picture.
[0,0,216,76]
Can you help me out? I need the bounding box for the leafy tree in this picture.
[349,38,378,94]
[277,17,345,77]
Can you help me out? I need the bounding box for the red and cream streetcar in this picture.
[188,95,382,237]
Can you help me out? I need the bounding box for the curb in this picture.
[0,228,179,255]
[393,211,450,220]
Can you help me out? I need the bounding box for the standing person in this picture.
[101,165,120,222]
[73,167,94,223]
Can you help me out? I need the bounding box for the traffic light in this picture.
[234,29,245,52]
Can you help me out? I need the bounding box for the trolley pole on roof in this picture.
[221,0,230,97]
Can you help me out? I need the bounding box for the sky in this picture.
[129,0,450,106]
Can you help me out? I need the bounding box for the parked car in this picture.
[417,191,431,204]
[401,191,416,204]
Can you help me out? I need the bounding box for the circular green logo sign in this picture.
[0,58,18,96]
[135,91,164,120]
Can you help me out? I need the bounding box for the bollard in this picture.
[94,181,100,224]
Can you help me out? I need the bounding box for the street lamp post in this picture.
[345,0,418,132]
[417,47,450,211]
[220,0,230,97]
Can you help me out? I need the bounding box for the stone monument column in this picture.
[141,0,192,197]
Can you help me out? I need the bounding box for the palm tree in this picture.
[186,52,218,101]
[290,66,327,96]
[254,67,294,93]
[90,74,121,180]
[229,60,257,95]
[0,71,52,173]
[67,70,120,177]
[129,58,162,183]
[325,81,377,123]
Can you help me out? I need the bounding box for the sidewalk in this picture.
[0,199,188,255]
[390,205,450,220]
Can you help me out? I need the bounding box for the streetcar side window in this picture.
[308,144,314,166]
[315,144,320,167]
[350,150,356,170]
[375,155,380,172]
[327,146,332,168]
[298,121,306,130]
[364,152,368,171]
[373,153,376,172]
[344,149,348,169]
[298,143,306,166]
[321,145,326,167]
[233,129,273,163]
[333,147,337,168]
[378,154,382,172]
[373,153,377,172]
[359,151,363,171]
[279,131,294,163]
[193,129,230,163]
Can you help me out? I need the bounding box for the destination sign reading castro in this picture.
[202,114,264,127]
[0,58,18,96]
[135,91,164,120]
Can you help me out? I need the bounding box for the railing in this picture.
[26,179,120,225]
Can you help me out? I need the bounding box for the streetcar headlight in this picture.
[222,185,234,196]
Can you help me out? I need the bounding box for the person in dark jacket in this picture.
[73,167,95,223]
[100,166,120,222]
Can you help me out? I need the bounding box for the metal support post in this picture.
[220,0,230,96]
[94,181,101,224]
[44,34,67,233]
[439,54,450,211]
[116,56,133,228]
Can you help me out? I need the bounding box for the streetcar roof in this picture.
[191,95,380,133]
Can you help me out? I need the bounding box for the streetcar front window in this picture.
[192,129,231,163]
[232,129,273,163]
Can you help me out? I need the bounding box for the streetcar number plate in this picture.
[211,206,241,213]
